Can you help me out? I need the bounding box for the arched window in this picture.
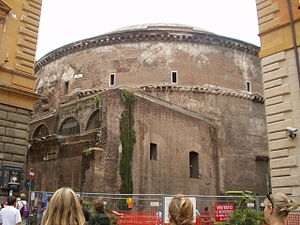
[86,109,101,131]
[189,151,199,179]
[59,118,80,136]
[33,125,49,139]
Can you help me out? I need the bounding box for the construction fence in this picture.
[27,192,300,225]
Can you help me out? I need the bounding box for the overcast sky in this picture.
[36,0,260,59]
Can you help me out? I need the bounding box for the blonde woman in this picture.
[169,194,194,225]
[264,192,299,225]
[42,187,85,225]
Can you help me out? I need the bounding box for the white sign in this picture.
[31,192,35,201]
[164,197,196,223]
[150,201,160,207]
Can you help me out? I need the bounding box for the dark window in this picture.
[189,151,199,178]
[110,73,115,86]
[86,109,101,130]
[171,71,178,84]
[255,156,269,193]
[59,118,80,136]
[64,81,69,94]
[246,81,251,92]
[33,124,49,139]
[150,143,157,160]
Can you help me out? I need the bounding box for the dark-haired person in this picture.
[89,198,111,225]
[264,192,299,225]
[0,196,21,225]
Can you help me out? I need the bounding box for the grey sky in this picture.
[36,0,260,59]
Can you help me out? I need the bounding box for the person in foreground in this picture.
[88,198,111,225]
[0,196,21,225]
[169,194,193,225]
[264,192,299,225]
[41,187,85,225]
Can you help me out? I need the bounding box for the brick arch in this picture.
[58,117,80,136]
[32,124,49,139]
[86,109,101,131]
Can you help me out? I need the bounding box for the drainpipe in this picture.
[287,0,300,86]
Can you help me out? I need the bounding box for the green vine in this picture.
[209,124,218,145]
[53,110,60,118]
[119,90,136,194]
[94,96,100,108]
[82,147,104,157]
[75,106,82,113]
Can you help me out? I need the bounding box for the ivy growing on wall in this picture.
[94,95,100,108]
[119,90,136,194]
[209,124,218,146]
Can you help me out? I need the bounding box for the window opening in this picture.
[33,125,49,139]
[171,71,178,84]
[59,118,80,136]
[189,151,199,178]
[109,73,115,86]
[86,109,101,130]
[246,81,251,93]
[64,81,69,94]
[150,143,157,160]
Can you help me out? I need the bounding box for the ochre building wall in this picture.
[256,0,300,195]
[0,0,42,197]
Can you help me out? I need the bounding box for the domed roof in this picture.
[36,23,259,72]
[105,23,214,35]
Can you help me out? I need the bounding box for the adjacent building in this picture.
[255,0,300,195]
[0,0,42,197]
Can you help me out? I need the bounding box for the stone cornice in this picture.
[35,28,260,73]
[75,85,264,104]
[139,85,264,103]
[0,0,11,21]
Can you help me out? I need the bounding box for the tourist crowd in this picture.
[0,188,298,225]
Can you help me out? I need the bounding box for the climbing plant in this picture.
[119,90,136,194]
[209,124,218,145]
[94,95,100,108]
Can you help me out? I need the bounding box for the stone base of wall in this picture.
[0,103,30,195]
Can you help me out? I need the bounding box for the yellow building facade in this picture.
[0,0,41,194]
[256,0,300,195]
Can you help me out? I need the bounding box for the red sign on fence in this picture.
[28,168,36,180]
[215,204,234,222]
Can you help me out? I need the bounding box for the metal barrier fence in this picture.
[27,192,300,225]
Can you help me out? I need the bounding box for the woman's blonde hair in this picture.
[42,187,85,225]
[169,194,194,225]
[264,192,299,217]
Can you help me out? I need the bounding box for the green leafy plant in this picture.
[75,105,82,113]
[94,95,100,107]
[225,208,265,225]
[52,110,60,118]
[223,191,265,225]
[82,147,104,157]
[119,90,136,194]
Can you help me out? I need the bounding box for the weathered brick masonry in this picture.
[29,24,269,195]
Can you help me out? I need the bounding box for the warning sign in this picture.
[215,204,234,222]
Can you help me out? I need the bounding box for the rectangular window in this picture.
[171,71,178,84]
[246,81,251,93]
[64,81,69,94]
[150,143,157,160]
[109,73,115,86]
